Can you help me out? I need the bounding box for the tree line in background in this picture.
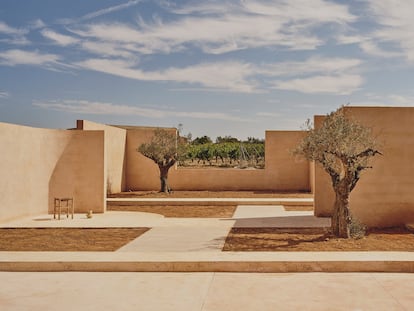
[178,135,265,169]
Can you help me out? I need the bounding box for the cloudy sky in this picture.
[1,0,414,139]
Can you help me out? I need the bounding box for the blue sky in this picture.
[1,0,414,140]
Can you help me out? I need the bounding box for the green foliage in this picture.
[216,136,239,143]
[293,106,380,190]
[179,139,265,168]
[192,135,213,145]
[138,128,179,167]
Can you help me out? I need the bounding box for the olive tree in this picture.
[138,128,179,193]
[294,107,381,238]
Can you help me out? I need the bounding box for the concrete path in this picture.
[0,211,164,228]
[118,219,232,252]
[232,205,331,228]
[1,272,413,310]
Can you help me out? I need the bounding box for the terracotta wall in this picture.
[77,120,127,194]
[314,107,414,227]
[125,129,310,191]
[0,122,105,223]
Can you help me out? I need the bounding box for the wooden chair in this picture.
[54,197,74,220]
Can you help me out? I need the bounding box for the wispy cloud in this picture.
[0,91,10,98]
[0,21,26,35]
[32,99,249,121]
[76,58,257,93]
[0,21,30,45]
[41,29,79,46]
[258,57,362,77]
[256,112,281,118]
[359,40,401,58]
[0,49,60,66]
[275,74,364,95]
[69,0,355,55]
[59,0,143,25]
[352,93,414,107]
[75,55,363,94]
[365,0,414,62]
[80,0,142,21]
[28,19,46,30]
[80,41,134,58]
[262,56,364,95]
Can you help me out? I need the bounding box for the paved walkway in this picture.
[1,272,413,310]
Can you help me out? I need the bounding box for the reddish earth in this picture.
[223,227,414,252]
[108,190,313,199]
[0,228,149,251]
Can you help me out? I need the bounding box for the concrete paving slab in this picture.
[232,205,330,228]
[0,272,413,311]
[118,225,232,252]
[0,272,214,311]
[202,273,414,311]
[0,211,164,228]
[232,205,312,218]
[233,215,331,228]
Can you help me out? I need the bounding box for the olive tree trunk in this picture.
[331,181,351,238]
[159,164,173,193]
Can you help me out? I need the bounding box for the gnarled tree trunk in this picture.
[158,162,175,193]
[332,180,351,238]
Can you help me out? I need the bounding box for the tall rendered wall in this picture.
[125,129,310,191]
[0,122,105,223]
[264,131,310,191]
[77,120,127,194]
[314,107,414,227]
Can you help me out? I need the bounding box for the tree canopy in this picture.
[138,128,179,192]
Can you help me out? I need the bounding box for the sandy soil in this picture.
[108,190,312,198]
[108,204,237,218]
[223,227,414,252]
[0,228,149,251]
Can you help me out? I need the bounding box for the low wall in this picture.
[0,122,105,223]
[125,129,310,192]
[314,107,414,227]
[77,120,127,194]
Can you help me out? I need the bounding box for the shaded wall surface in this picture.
[125,129,310,192]
[0,122,105,222]
[77,120,127,194]
[314,107,414,227]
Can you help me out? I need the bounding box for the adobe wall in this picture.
[77,120,127,194]
[264,131,310,191]
[125,129,310,191]
[0,122,105,223]
[314,107,414,227]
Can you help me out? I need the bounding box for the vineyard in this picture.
[178,141,265,169]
